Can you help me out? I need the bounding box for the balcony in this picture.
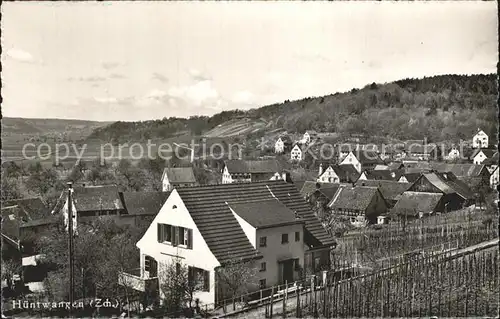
[118,268,158,293]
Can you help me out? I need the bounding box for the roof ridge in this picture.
[177,180,285,190]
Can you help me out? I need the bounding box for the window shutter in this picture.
[157,224,162,242]
[187,229,193,249]
[172,226,178,246]
[204,270,210,291]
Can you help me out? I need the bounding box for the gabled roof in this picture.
[430,163,488,178]
[361,169,405,181]
[162,167,197,184]
[401,172,422,183]
[354,151,384,165]
[2,198,49,220]
[387,162,405,170]
[316,186,341,202]
[416,172,475,200]
[224,159,280,174]
[72,185,124,212]
[331,164,361,183]
[482,152,499,166]
[471,148,497,159]
[328,186,382,211]
[390,192,443,217]
[300,181,339,198]
[404,161,432,174]
[121,191,171,216]
[228,199,303,228]
[176,181,334,264]
[355,180,411,201]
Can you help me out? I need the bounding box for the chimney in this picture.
[318,163,323,176]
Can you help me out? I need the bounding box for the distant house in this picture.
[162,167,197,192]
[303,131,318,144]
[405,143,440,161]
[389,192,444,221]
[120,191,171,227]
[317,163,360,184]
[472,129,489,149]
[123,181,335,305]
[355,180,411,208]
[387,162,405,171]
[398,172,422,184]
[490,166,499,189]
[339,151,383,173]
[328,186,388,225]
[472,149,497,165]
[299,181,340,208]
[222,159,282,184]
[290,144,305,161]
[406,172,475,212]
[482,152,499,174]
[445,146,461,161]
[275,136,293,154]
[357,169,405,182]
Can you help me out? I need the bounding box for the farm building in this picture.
[162,167,198,191]
[327,185,388,225]
[355,180,411,208]
[222,159,282,184]
[389,191,444,221]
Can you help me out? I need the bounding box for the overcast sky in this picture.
[2,2,497,122]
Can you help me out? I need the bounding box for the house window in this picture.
[295,231,300,242]
[188,267,210,292]
[158,224,193,249]
[281,233,289,244]
[259,236,267,247]
[259,279,266,289]
[144,255,152,272]
[260,262,266,272]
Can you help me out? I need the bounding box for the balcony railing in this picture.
[118,268,158,292]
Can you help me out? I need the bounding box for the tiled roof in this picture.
[176,181,334,264]
[2,198,49,220]
[162,167,197,184]
[224,159,280,174]
[355,151,384,165]
[362,169,405,181]
[332,165,361,183]
[404,161,432,173]
[401,172,422,183]
[390,192,443,217]
[72,185,124,212]
[482,152,499,165]
[430,163,487,178]
[300,181,340,198]
[228,199,302,228]
[471,148,498,159]
[121,191,171,216]
[387,162,405,170]
[356,180,411,201]
[316,186,341,201]
[328,186,381,211]
[417,172,475,200]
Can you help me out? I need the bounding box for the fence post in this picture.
[270,285,274,318]
[296,281,300,318]
[283,280,287,318]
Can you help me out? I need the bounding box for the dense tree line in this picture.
[87,74,497,144]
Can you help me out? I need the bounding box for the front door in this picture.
[146,256,158,277]
[282,260,294,284]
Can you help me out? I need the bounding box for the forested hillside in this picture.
[88,74,498,143]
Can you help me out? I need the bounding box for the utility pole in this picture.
[67,182,75,317]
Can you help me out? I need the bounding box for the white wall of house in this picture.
[317,166,340,183]
[291,145,303,161]
[490,167,499,189]
[275,139,284,153]
[136,190,220,305]
[357,172,367,181]
[162,175,172,192]
[340,152,361,173]
[473,151,488,164]
[398,176,409,183]
[221,166,233,184]
[303,133,311,144]
[447,148,460,160]
[231,210,257,250]
[473,130,488,149]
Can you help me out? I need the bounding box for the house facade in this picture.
[222,160,282,184]
[275,136,292,154]
[389,191,444,221]
[303,131,317,144]
[472,129,488,149]
[490,167,499,189]
[472,149,497,165]
[162,167,197,192]
[317,164,360,184]
[446,147,461,160]
[290,145,303,161]
[339,152,362,173]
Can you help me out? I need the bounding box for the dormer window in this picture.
[173,205,177,209]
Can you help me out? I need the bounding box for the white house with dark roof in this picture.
[222,159,282,184]
[290,144,304,161]
[275,136,293,154]
[162,167,197,191]
[472,129,488,149]
[122,180,335,307]
[303,131,318,144]
[472,149,497,165]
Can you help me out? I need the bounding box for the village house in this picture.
[387,162,405,171]
[355,180,411,208]
[328,186,388,226]
[120,191,172,227]
[162,167,198,192]
[274,135,293,154]
[303,130,318,144]
[357,169,405,182]
[389,192,444,222]
[339,151,384,173]
[472,129,489,149]
[290,144,306,161]
[406,172,475,212]
[445,146,461,161]
[404,143,440,161]
[316,163,360,184]
[222,159,283,184]
[489,166,499,189]
[120,181,335,306]
[429,163,490,191]
[398,172,422,183]
[482,152,499,174]
[471,148,497,165]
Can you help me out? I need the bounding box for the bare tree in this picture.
[215,256,259,311]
